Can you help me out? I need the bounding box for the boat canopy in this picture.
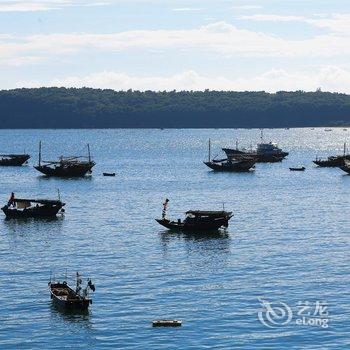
[0,154,28,157]
[185,210,232,217]
[12,198,64,205]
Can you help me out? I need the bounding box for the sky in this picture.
[0,0,350,92]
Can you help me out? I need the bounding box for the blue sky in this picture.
[0,0,350,91]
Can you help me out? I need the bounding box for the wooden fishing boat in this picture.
[204,139,255,172]
[1,193,65,218]
[34,141,95,177]
[313,155,350,167]
[0,154,30,166]
[289,167,305,171]
[156,210,233,232]
[314,143,350,167]
[204,158,256,172]
[49,273,95,311]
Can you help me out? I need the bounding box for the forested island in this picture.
[1,87,350,128]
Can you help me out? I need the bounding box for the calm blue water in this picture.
[0,128,349,349]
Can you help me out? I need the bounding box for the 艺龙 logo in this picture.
[258,297,293,328]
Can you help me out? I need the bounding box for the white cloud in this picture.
[231,5,262,10]
[172,7,201,12]
[239,13,350,34]
[0,0,110,12]
[1,21,350,63]
[16,66,350,93]
[239,14,304,22]
[0,56,46,66]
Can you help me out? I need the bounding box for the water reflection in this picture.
[37,175,93,182]
[3,216,64,237]
[159,229,232,255]
[49,302,92,330]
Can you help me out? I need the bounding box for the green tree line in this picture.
[0,87,349,128]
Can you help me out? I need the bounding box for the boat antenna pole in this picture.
[38,141,42,166]
[260,129,263,142]
[87,144,91,163]
[57,188,61,201]
[236,140,238,150]
[344,142,346,156]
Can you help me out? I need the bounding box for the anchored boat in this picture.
[34,141,95,177]
[1,192,65,218]
[156,199,233,232]
[49,272,95,311]
[313,143,350,167]
[204,139,255,172]
[222,131,288,163]
[0,154,30,166]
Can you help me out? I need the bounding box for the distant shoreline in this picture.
[1,87,350,128]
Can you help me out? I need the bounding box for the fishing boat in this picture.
[289,166,305,171]
[204,158,256,172]
[156,199,233,231]
[0,154,30,166]
[204,139,255,172]
[1,192,65,218]
[156,210,233,231]
[34,141,95,177]
[313,143,350,167]
[49,272,95,311]
[103,172,116,177]
[339,159,350,174]
[222,131,288,163]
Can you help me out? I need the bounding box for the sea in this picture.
[0,128,349,349]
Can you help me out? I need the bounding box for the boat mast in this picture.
[208,139,211,162]
[87,144,91,163]
[38,141,42,166]
[344,142,346,156]
[260,129,263,142]
[236,140,238,150]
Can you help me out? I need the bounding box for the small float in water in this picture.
[289,167,306,171]
[152,320,182,327]
[156,199,233,232]
[1,192,65,218]
[49,272,95,311]
[103,172,116,177]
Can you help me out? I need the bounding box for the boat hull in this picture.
[2,204,63,218]
[204,160,255,172]
[222,148,288,163]
[156,218,230,231]
[339,165,350,174]
[0,154,30,166]
[49,282,91,311]
[34,163,94,177]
